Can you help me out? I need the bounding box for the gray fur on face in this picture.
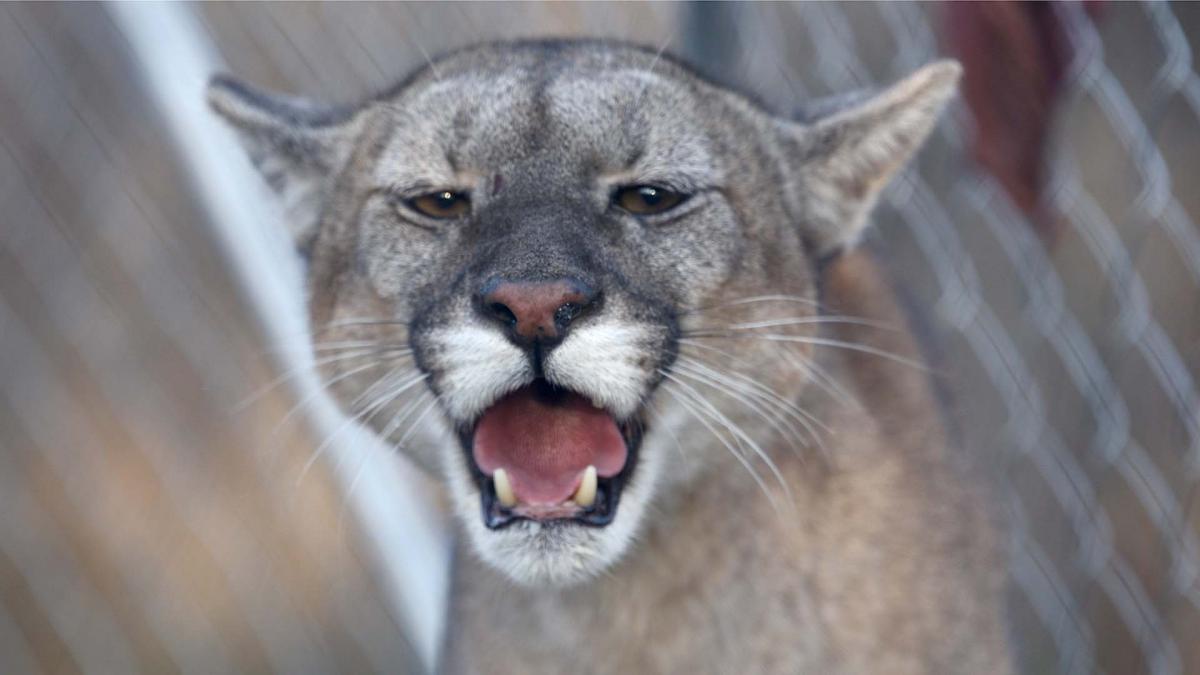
[208,39,961,587]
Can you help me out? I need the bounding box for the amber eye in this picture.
[614,185,686,215]
[407,190,470,219]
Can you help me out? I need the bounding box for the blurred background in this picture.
[1,2,1198,673]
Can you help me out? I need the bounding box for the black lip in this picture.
[459,391,644,531]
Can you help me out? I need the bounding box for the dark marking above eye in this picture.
[622,146,645,171]
[492,173,504,196]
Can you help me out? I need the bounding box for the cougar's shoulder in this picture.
[806,250,1011,673]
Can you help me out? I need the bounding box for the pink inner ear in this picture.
[472,385,626,505]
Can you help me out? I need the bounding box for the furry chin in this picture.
[476,520,617,587]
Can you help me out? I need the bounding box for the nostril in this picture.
[554,302,582,326]
[489,302,517,326]
[479,277,598,346]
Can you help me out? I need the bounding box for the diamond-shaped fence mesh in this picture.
[695,3,1200,673]
[0,2,1197,673]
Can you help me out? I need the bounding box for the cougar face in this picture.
[210,40,960,586]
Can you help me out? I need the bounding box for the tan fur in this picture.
[208,41,1011,673]
[443,251,1010,673]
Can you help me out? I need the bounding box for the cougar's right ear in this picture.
[780,61,961,258]
[207,76,360,249]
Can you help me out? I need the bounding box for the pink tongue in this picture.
[472,383,626,505]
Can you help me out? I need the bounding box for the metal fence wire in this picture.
[1,2,1199,674]
[693,3,1200,673]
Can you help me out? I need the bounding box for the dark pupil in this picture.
[638,187,662,205]
[435,192,456,209]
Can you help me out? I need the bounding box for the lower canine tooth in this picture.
[573,465,598,508]
[493,468,516,508]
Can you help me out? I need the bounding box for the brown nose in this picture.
[481,278,597,347]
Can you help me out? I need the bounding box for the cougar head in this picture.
[210,39,958,586]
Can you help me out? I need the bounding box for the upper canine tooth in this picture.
[493,468,516,508]
[573,465,598,508]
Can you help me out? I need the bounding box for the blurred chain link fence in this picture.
[1,2,1198,673]
[693,3,1200,673]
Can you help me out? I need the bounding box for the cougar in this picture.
[210,39,1011,673]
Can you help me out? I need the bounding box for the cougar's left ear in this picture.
[782,60,961,257]
[207,76,360,249]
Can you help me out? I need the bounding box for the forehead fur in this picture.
[368,40,747,190]
[383,38,737,104]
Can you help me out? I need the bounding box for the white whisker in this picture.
[672,361,810,454]
[648,399,690,465]
[313,317,411,332]
[342,392,438,520]
[716,315,895,332]
[377,389,436,446]
[687,333,929,372]
[659,381,779,512]
[268,357,411,440]
[659,370,792,509]
[395,396,439,447]
[349,370,427,415]
[681,294,822,316]
[677,337,859,410]
[673,356,829,452]
[236,347,403,411]
[299,371,429,484]
[306,340,412,353]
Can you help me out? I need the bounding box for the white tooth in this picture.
[493,468,516,508]
[573,465,597,508]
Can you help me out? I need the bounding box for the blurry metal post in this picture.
[105,2,452,671]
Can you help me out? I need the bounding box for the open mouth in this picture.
[461,378,642,530]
